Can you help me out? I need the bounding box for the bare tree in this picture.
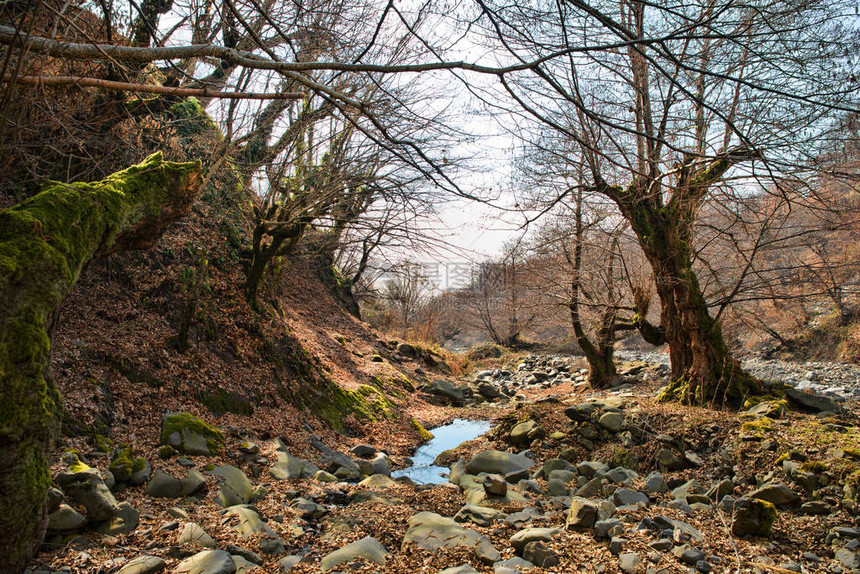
[465,0,859,404]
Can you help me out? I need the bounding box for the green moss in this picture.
[94,434,113,453]
[109,446,135,482]
[843,448,860,461]
[158,445,175,459]
[0,153,203,571]
[410,418,434,441]
[199,389,253,416]
[732,498,777,537]
[63,451,90,473]
[161,412,225,455]
[800,460,827,474]
[741,417,775,439]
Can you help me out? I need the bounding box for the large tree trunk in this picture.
[623,202,760,405]
[0,153,202,572]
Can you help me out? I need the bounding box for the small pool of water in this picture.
[392,418,491,484]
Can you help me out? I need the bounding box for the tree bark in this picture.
[0,153,202,572]
[620,199,761,405]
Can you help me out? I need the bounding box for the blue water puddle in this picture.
[392,418,492,484]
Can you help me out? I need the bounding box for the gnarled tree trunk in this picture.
[0,153,202,572]
[619,193,761,405]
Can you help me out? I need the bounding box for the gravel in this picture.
[616,350,860,401]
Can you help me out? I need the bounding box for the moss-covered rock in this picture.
[731,497,777,537]
[199,389,253,416]
[161,412,225,456]
[108,446,147,483]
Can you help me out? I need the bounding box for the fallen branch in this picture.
[2,74,304,100]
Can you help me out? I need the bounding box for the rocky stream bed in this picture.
[29,353,860,574]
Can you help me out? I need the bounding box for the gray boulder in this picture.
[454,504,505,526]
[466,450,534,476]
[566,497,599,529]
[161,412,224,456]
[64,473,119,522]
[428,379,465,406]
[96,501,139,535]
[46,504,87,531]
[319,536,388,571]
[173,550,236,574]
[402,512,500,564]
[509,527,561,553]
[749,482,800,506]
[211,466,256,507]
[731,497,777,538]
[784,387,841,413]
[117,555,166,574]
[178,522,217,548]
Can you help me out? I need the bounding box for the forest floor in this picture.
[31,351,860,574]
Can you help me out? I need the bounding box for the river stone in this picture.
[358,474,396,488]
[575,476,603,498]
[612,488,649,507]
[466,450,534,476]
[509,421,539,445]
[45,487,63,514]
[117,555,166,574]
[454,504,506,526]
[731,497,777,537]
[595,518,623,540]
[319,536,388,571]
[162,413,224,456]
[145,470,182,498]
[371,453,391,476]
[96,501,139,535]
[567,497,599,529]
[291,497,327,520]
[749,482,800,506]
[618,552,642,574]
[449,460,466,485]
[478,382,501,399]
[652,515,705,543]
[225,505,278,538]
[174,550,236,574]
[509,527,561,553]
[543,458,574,474]
[598,412,624,433]
[523,541,559,568]
[836,548,860,570]
[576,461,608,478]
[784,387,841,413]
[270,453,306,480]
[314,470,338,483]
[403,511,500,563]
[230,555,258,574]
[657,448,685,471]
[212,465,255,507]
[645,471,668,494]
[47,504,87,531]
[437,566,478,574]
[179,522,216,548]
[64,473,119,521]
[428,379,465,406]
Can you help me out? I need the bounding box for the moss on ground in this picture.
[199,389,253,416]
[411,418,434,441]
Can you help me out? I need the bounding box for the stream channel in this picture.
[391,418,492,484]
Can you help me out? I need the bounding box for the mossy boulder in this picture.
[732,497,777,537]
[108,446,147,483]
[161,412,225,456]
